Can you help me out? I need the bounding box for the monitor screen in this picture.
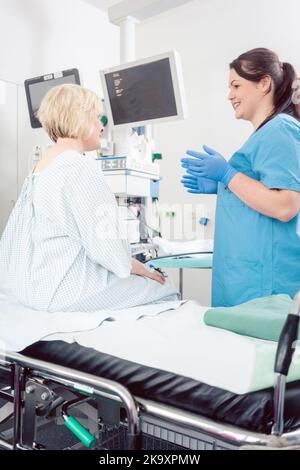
[100,51,187,128]
[25,68,80,128]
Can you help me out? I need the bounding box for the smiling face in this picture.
[228,68,273,123]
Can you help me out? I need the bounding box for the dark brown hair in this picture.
[230,48,300,129]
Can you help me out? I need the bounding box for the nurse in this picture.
[181,48,300,307]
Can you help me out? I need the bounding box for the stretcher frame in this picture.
[0,291,299,451]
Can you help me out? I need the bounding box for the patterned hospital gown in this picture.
[0,151,178,312]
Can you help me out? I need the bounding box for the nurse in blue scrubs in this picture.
[181,48,300,307]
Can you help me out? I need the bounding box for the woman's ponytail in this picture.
[274,62,299,118]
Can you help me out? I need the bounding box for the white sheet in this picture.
[0,287,182,351]
[44,300,300,395]
[153,237,213,255]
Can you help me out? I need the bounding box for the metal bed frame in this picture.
[0,290,299,451]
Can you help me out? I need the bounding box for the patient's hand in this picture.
[131,259,165,285]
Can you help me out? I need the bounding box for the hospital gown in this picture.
[0,150,178,312]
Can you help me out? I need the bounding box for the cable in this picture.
[124,204,161,245]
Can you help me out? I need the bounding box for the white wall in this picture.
[136,0,300,305]
[0,0,119,231]
[0,0,119,88]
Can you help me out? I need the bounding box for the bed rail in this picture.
[0,351,141,450]
[272,290,300,436]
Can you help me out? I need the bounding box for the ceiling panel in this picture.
[82,0,121,12]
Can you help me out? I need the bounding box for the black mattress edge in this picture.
[20,340,300,435]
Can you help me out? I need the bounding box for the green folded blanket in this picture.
[204,294,293,342]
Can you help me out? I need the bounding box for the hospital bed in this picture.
[0,291,299,451]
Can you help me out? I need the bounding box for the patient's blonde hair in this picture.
[37,84,102,142]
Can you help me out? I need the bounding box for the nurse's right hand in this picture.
[181,174,218,194]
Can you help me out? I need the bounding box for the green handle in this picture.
[64,416,96,448]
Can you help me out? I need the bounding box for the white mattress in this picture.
[44,300,300,395]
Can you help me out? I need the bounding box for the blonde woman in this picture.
[0,84,178,312]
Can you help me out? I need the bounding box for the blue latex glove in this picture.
[181,145,238,187]
[181,174,218,194]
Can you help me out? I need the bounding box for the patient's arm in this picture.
[131,259,165,285]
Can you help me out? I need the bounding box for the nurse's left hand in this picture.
[181,145,237,187]
[181,174,218,194]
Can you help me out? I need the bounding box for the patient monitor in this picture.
[99,51,188,128]
[25,68,81,128]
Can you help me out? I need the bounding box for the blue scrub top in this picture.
[212,113,300,307]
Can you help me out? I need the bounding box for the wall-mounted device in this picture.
[24,68,80,128]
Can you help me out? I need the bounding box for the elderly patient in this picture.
[0,84,179,312]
